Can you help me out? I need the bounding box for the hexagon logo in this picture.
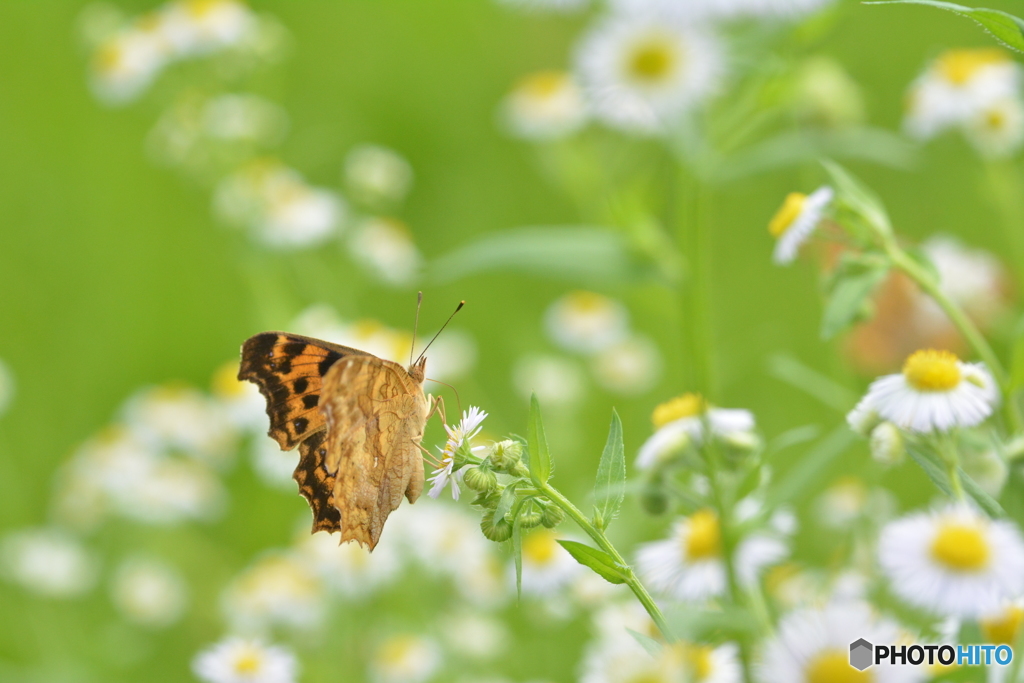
[850,638,874,671]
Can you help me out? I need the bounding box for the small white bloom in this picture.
[419,329,477,381]
[211,360,267,432]
[856,349,998,433]
[439,611,508,661]
[111,555,187,627]
[369,634,442,683]
[637,393,756,471]
[878,504,1024,618]
[964,96,1024,158]
[512,354,587,407]
[591,335,662,395]
[496,0,590,12]
[428,406,487,500]
[917,235,1009,330]
[348,217,422,286]
[222,553,325,632]
[517,528,583,597]
[768,186,833,265]
[294,529,402,598]
[427,453,461,500]
[611,0,835,21]
[870,422,905,465]
[501,70,588,140]
[202,93,288,143]
[0,528,97,598]
[574,14,725,134]
[343,144,414,208]
[544,290,629,354]
[159,0,254,57]
[759,601,916,683]
[193,637,298,683]
[89,21,170,105]
[123,383,236,462]
[846,396,881,436]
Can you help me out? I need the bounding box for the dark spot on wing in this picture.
[293,377,308,394]
[302,394,320,410]
[318,350,342,377]
[293,417,309,434]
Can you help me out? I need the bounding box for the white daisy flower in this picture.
[159,0,254,57]
[759,601,916,683]
[904,48,1020,140]
[846,395,882,436]
[201,93,288,143]
[574,14,725,134]
[517,528,583,597]
[193,637,298,683]
[343,144,414,208]
[496,0,590,13]
[919,235,1009,330]
[111,555,187,627]
[211,360,267,433]
[418,329,477,382]
[348,217,423,286]
[0,528,98,598]
[89,21,170,105]
[591,334,662,395]
[870,421,905,465]
[636,393,756,471]
[963,96,1024,158]
[878,504,1024,618]
[545,290,629,354]
[501,70,588,140]
[221,553,325,632]
[610,0,835,21]
[768,186,833,265]
[855,349,999,433]
[512,354,587,407]
[428,406,487,500]
[369,634,443,683]
[294,529,402,599]
[439,611,508,661]
[250,436,298,490]
[123,383,237,462]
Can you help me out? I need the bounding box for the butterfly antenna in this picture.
[415,300,465,365]
[410,291,424,367]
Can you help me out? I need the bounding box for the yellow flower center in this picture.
[806,649,874,683]
[768,193,807,238]
[685,644,714,680]
[981,605,1024,645]
[378,635,418,665]
[234,649,263,674]
[565,290,611,313]
[985,107,1008,131]
[518,70,569,99]
[652,393,706,428]
[627,38,678,83]
[936,48,1008,85]
[684,509,721,561]
[523,529,559,566]
[902,349,962,391]
[212,361,247,398]
[186,0,224,19]
[931,522,990,572]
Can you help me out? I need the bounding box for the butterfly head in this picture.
[408,355,427,384]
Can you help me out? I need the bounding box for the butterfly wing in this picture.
[238,331,372,533]
[320,355,428,549]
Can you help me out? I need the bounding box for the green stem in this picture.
[675,171,715,396]
[984,161,1024,285]
[537,481,675,642]
[937,433,966,502]
[884,239,1023,431]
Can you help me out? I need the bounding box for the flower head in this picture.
[343,144,414,208]
[111,556,188,627]
[192,637,298,683]
[428,406,488,500]
[545,290,629,354]
[501,70,588,140]
[768,186,833,265]
[637,393,756,470]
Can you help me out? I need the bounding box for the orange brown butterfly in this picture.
[238,297,462,550]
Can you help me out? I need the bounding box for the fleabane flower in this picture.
[500,70,588,140]
[574,14,724,134]
[636,393,756,470]
[517,528,583,596]
[768,186,833,265]
[545,290,629,354]
[369,634,442,683]
[905,48,1020,140]
[192,637,298,683]
[428,406,488,500]
[964,96,1024,159]
[878,504,1024,618]
[852,349,998,433]
[611,0,835,21]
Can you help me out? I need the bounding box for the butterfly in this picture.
[238,303,460,550]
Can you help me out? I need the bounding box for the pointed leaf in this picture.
[528,393,553,485]
[594,410,626,529]
[626,629,663,657]
[493,483,518,525]
[906,445,955,498]
[822,160,892,236]
[868,1,1024,52]
[959,467,1006,518]
[556,540,627,584]
[820,266,888,339]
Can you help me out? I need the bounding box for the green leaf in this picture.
[906,445,955,498]
[626,629,663,657]
[427,227,642,285]
[767,354,858,412]
[556,540,627,584]
[868,1,1024,52]
[820,266,888,339]
[594,410,626,529]
[511,497,531,599]
[527,393,553,486]
[821,160,892,236]
[493,484,518,525]
[959,467,1006,518]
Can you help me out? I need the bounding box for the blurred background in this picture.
[1,0,1023,681]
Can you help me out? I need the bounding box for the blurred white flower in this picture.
[348,217,423,286]
[517,528,582,597]
[369,634,442,683]
[791,56,865,129]
[420,329,477,382]
[590,335,661,395]
[0,528,97,598]
[111,556,188,627]
[123,383,237,463]
[0,357,13,416]
[917,235,1010,331]
[545,291,629,354]
[610,0,835,21]
[814,477,869,528]
[193,637,298,683]
[853,349,998,433]
[294,529,402,599]
[202,93,288,142]
[158,0,254,57]
[574,13,725,134]
[496,0,590,12]
[89,20,170,105]
[905,48,1020,140]
[513,354,587,407]
[636,393,756,470]
[250,436,298,490]
[343,144,414,208]
[212,360,267,432]
[759,601,914,683]
[501,70,588,140]
[399,503,494,582]
[963,96,1024,158]
[222,553,325,632]
[768,186,833,265]
[879,504,1024,618]
[439,611,508,661]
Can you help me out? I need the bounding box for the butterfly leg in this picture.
[425,394,447,427]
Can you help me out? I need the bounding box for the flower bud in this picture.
[480,513,513,542]
[869,422,904,465]
[472,489,502,510]
[722,430,761,454]
[847,400,881,437]
[541,504,565,528]
[463,466,498,494]
[640,478,669,516]
[518,502,543,529]
[489,439,523,473]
